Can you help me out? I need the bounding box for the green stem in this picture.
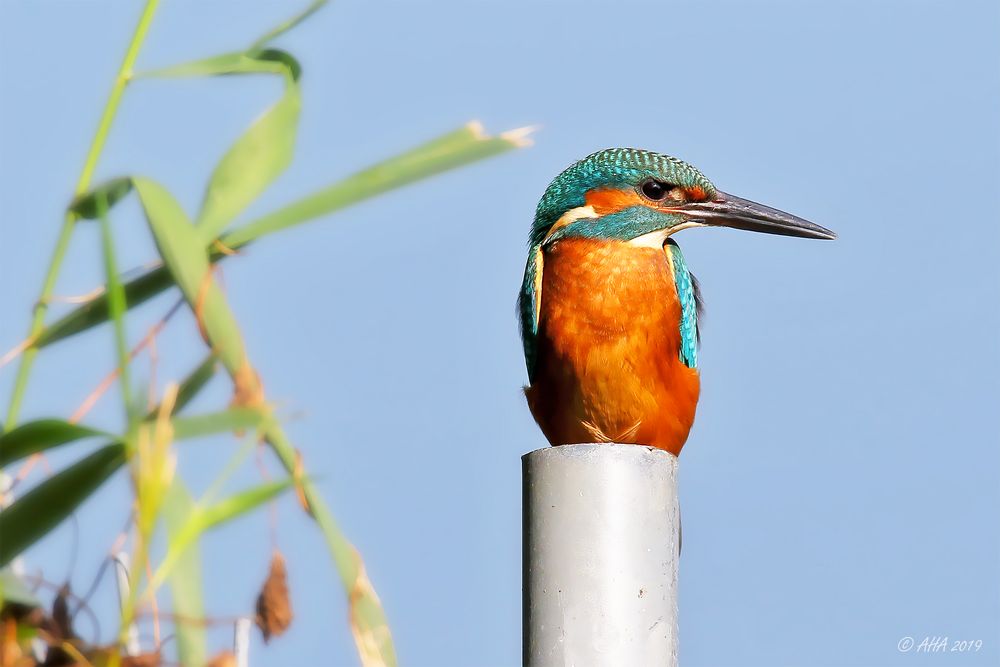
[3,0,160,431]
[263,423,398,665]
[98,196,134,422]
[264,425,356,585]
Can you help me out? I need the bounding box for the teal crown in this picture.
[530,148,717,247]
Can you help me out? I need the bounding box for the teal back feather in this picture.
[519,249,541,379]
[666,240,699,369]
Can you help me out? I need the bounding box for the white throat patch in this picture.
[628,221,706,248]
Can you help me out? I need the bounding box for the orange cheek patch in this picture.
[685,186,707,201]
[584,188,647,215]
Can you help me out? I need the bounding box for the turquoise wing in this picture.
[518,244,543,381]
[666,241,700,369]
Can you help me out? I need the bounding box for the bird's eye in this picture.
[640,180,672,201]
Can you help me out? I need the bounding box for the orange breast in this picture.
[525,237,700,455]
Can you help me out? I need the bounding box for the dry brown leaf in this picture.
[192,268,216,345]
[231,362,264,411]
[292,451,310,515]
[68,301,181,424]
[255,552,292,643]
[211,239,240,257]
[348,553,392,667]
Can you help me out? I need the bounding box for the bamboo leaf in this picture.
[33,122,533,351]
[163,480,206,667]
[133,171,400,661]
[197,63,300,241]
[140,51,286,79]
[0,402,248,470]
[250,0,329,49]
[133,178,248,375]
[35,262,173,349]
[150,479,293,591]
[0,420,111,468]
[198,480,291,531]
[97,189,135,421]
[263,425,397,666]
[142,49,303,241]
[0,400,245,471]
[224,122,534,248]
[168,354,218,416]
[69,177,133,219]
[170,407,266,440]
[0,443,126,567]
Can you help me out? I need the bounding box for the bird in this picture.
[519,148,834,456]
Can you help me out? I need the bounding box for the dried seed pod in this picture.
[255,552,292,643]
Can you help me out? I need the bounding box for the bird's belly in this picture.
[526,239,700,455]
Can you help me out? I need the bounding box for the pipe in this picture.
[234,616,252,667]
[112,552,142,656]
[522,444,680,667]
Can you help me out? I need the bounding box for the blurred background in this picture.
[1,0,998,665]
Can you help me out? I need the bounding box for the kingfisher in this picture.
[519,148,834,456]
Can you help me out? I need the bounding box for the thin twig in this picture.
[43,286,107,305]
[69,299,183,424]
[7,452,54,494]
[134,610,246,628]
[23,575,104,644]
[0,336,37,368]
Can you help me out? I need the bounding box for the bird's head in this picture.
[531,148,835,249]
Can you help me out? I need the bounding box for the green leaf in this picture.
[0,419,111,468]
[0,569,41,608]
[250,0,329,49]
[142,49,303,241]
[33,123,532,352]
[198,479,291,530]
[140,51,285,79]
[97,188,135,421]
[224,122,535,248]
[197,67,300,241]
[141,48,300,80]
[35,262,174,349]
[263,424,397,666]
[170,407,266,440]
[133,178,248,375]
[169,354,218,416]
[163,481,206,667]
[0,407,254,470]
[150,479,293,591]
[68,177,133,220]
[0,443,126,567]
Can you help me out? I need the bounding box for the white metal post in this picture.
[522,444,680,667]
[234,616,252,667]
[112,552,142,656]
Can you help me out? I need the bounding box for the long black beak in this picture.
[682,191,836,240]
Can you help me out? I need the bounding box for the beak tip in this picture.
[693,191,837,241]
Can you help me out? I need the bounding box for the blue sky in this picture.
[2,1,998,665]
